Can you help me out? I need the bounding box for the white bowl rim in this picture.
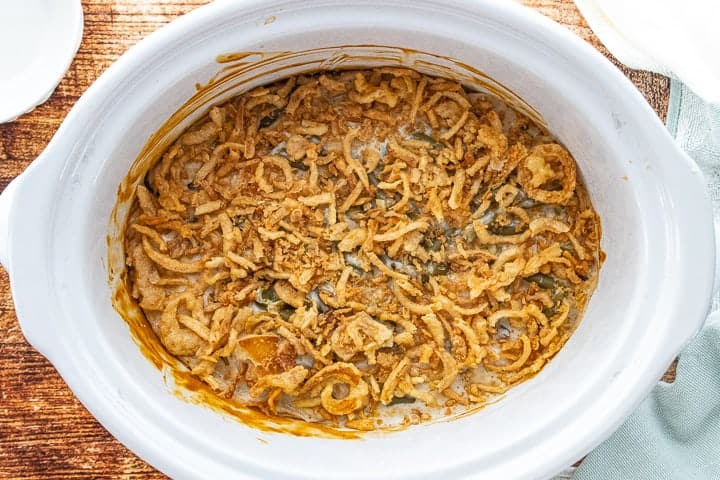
[0,1,715,479]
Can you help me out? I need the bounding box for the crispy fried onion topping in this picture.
[517,144,577,204]
[330,312,393,364]
[124,68,602,430]
[299,363,370,415]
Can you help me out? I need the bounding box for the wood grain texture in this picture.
[0,1,672,477]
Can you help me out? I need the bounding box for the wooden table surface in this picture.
[0,1,673,478]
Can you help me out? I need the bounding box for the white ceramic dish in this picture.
[0,1,715,478]
[0,0,84,123]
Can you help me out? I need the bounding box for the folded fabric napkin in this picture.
[567,1,720,478]
[574,313,720,479]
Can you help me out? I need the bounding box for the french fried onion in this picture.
[124,68,602,430]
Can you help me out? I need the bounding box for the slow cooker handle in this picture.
[0,173,23,272]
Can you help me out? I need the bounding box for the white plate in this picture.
[0,0,83,123]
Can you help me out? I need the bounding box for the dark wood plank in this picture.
[0,0,672,477]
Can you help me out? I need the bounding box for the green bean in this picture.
[290,160,309,171]
[410,132,442,147]
[259,108,283,128]
[406,201,420,220]
[388,395,416,406]
[258,287,278,304]
[368,172,380,187]
[560,242,574,252]
[345,206,364,217]
[525,273,556,289]
[423,237,442,251]
[488,224,522,235]
[470,187,490,209]
[279,305,295,320]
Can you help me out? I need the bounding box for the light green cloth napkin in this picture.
[574,81,720,479]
